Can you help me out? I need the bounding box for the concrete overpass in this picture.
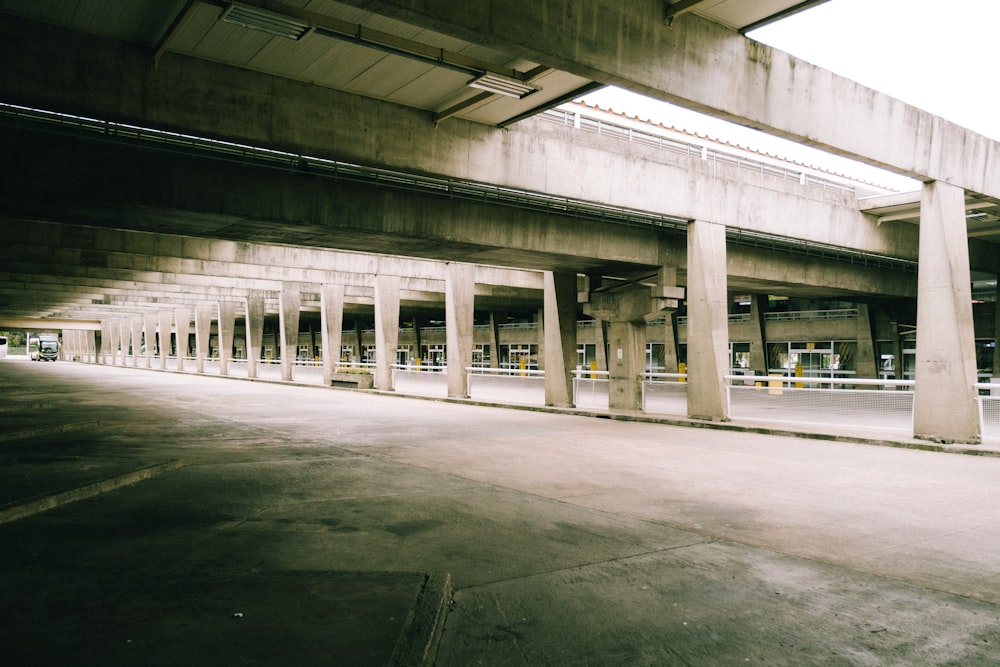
[1,0,998,442]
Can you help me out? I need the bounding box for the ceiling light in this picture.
[467,73,538,99]
[222,3,310,40]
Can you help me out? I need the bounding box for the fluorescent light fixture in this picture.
[222,3,310,40]
[467,72,538,99]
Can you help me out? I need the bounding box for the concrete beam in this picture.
[331,0,1000,198]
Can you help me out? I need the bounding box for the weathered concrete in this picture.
[444,263,475,399]
[217,301,237,377]
[585,286,655,411]
[331,0,1000,199]
[3,361,1000,665]
[320,284,345,386]
[913,181,980,443]
[156,310,173,371]
[278,288,301,383]
[143,313,157,369]
[194,304,212,374]
[542,272,577,407]
[374,274,401,391]
[686,220,730,421]
[129,317,144,369]
[245,292,266,380]
[174,307,191,373]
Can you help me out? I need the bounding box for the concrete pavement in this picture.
[2,358,999,665]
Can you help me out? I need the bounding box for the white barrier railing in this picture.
[725,374,914,432]
[975,382,1000,440]
[466,366,545,405]
[642,372,688,416]
[572,369,609,409]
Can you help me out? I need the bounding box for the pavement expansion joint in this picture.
[0,458,186,524]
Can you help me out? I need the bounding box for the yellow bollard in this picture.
[795,363,803,389]
[679,362,686,383]
[589,360,597,380]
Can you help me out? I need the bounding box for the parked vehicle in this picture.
[29,333,60,361]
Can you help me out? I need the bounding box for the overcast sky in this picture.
[579,0,997,190]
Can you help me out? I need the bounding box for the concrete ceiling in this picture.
[0,0,827,128]
[0,0,929,327]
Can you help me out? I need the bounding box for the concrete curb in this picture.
[390,572,453,667]
[0,459,187,524]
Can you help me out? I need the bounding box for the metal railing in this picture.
[725,374,914,432]
[539,108,872,196]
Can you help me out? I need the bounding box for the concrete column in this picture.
[245,292,266,379]
[994,282,1000,378]
[535,307,545,371]
[278,288,301,382]
[586,287,652,411]
[662,313,679,374]
[118,318,130,365]
[686,220,730,421]
[488,311,503,368]
[174,307,191,372]
[595,320,609,372]
[107,320,121,366]
[320,284,345,385]
[128,317,143,367]
[143,313,157,369]
[890,321,904,381]
[374,274,401,391]
[913,181,980,443]
[445,263,476,398]
[855,304,879,380]
[86,329,97,363]
[157,310,173,370]
[353,320,364,365]
[413,315,423,364]
[217,301,237,376]
[542,271,578,407]
[193,304,213,374]
[748,294,769,376]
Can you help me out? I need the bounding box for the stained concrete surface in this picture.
[1,358,999,665]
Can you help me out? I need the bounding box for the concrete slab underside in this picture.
[1,360,999,665]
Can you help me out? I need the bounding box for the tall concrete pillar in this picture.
[129,317,143,367]
[320,284,345,386]
[535,307,545,371]
[374,274,401,391]
[107,319,121,366]
[662,313,679,374]
[194,304,213,374]
[890,321,904,381]
[686,220,730,421]
[748,294,769,375]
[157,310,173,370]
[855,304,879,380]
[488,311,503,368]
[143,313,158,369]
[913,181,980,443]
[245,292,266,379]
[217,301,238,376]
[994,282,1000,378]
[595,320,609,372]
[87,329,98,363]
[586,287,652,411]
[413,315,423,363]
[445,263,476,398]
[542,271,577,407]
[353,319,364,365]
[118,318,130,365]
[278,288,301,382]
[174,307,191,372]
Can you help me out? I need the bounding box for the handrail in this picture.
[645,372,688,381]
[465,366,545,376]
[725,374,913,389]
[572,369,609,378]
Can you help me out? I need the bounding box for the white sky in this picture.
[578,0,1000,191]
